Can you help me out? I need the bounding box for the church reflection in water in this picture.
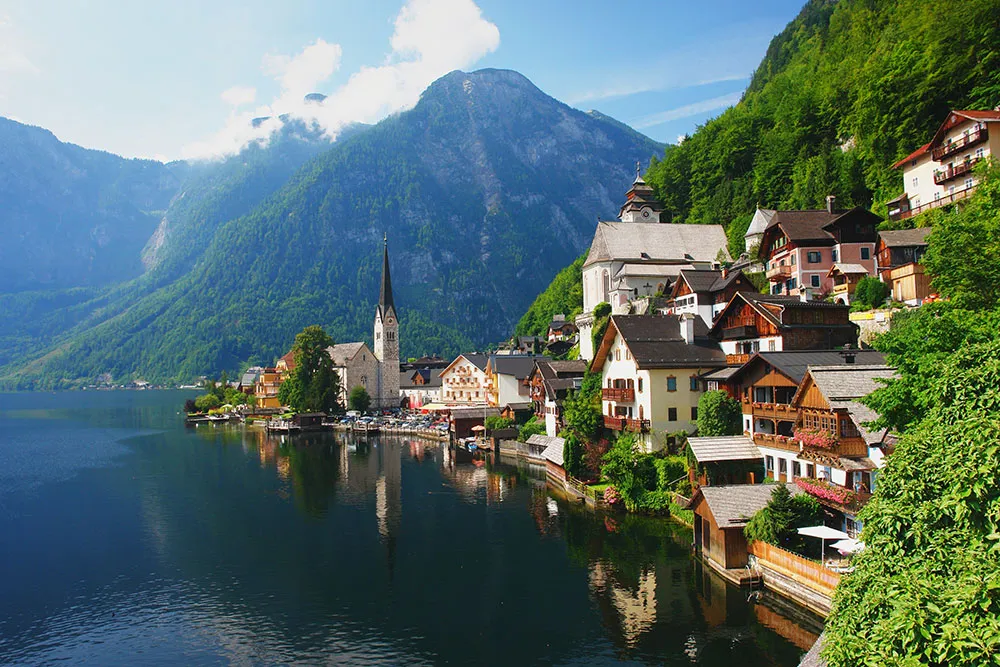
[227,429,822,659]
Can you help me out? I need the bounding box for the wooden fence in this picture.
[750,541,841,595]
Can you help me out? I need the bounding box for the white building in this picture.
[576,174,729,361]
[439,354,490,404]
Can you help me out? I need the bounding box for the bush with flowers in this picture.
[602,485,621,506]
[795,477,855,505]
[794,427,837,450]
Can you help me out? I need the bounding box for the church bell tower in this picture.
[374,235,400,409]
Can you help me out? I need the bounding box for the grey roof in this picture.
[841,400,886,445]
[451,353,489,372]
[730,350,887,386]
[399,370,442,389]
[605,315,727,369]
[530,435,565,466]
[762,207,882,245]
[534,359,587,401]
[693,483,802,528]
[807,365,897,401]
[490,355,548,380]
[878,227,931,248]
[678,269,723,293]
[503,401,534,412]
[700,366,740,381]
[615,262,687,279]
[838,456,878,471]
[584,221,729,268]
[710,292,854,339]
[688,436,762,463]
[327,342,367,366]
[450,406,501,419]
[745,208,775,238]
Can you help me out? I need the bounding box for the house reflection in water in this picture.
[589,561,658,647]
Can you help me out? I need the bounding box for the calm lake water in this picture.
[0,391,822,666]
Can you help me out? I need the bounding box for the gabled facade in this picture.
[485,355,543,407]
[576,176,729,361]
[888,109,1000,222]
[546,314,578,343]
[668,267,757,327]
[255,368,283,409]
[709,292,858,366]
[593,314,726,452]
[528,359,587,437]
[876,228,933,305]
[327,342,378,408]
[826,263,870,306]
[759,203,880,298]
[439,354,490,404]
[399,369,442,409]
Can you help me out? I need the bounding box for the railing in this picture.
[750,541,841,596]
[890,184,976,221]
[931,126,987,161]
[934,157,979,185]
[752,432,800,452]
[602,387,635,402]
[747,401,797,420]
[604,416,650,433]
[722,325,757,340]
[795,477,872,514]
[766,264,792,281]
[726,353,751,365]
[832,283,851,295]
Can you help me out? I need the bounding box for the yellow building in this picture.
[592,314,726,452]
[254,368,283,409]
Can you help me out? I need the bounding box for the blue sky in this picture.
[0,0,804,160]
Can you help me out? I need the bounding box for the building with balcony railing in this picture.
[888,109,1000,222]
[875,228,933,305]
[527,359,587,437]
[593,313,726,452]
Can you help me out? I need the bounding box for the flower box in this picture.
[793,427,837,450]
[795,477,855,506]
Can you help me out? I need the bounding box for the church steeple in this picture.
[378,233,395,318]
[618,161,665,223]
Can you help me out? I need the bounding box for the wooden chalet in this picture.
[876,228,933,305]
[709,292,858,366]
[669,267,758,326]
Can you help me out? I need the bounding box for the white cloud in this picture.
[0,15,38,76]
[632,91,742,130]
[220,85,257,108]
[182,0,499,160]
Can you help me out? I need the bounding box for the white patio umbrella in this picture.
[797,525,850,564]
[831,538,864,554]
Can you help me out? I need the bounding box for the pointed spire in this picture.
[379,234,395,317]
[635,160,641,181]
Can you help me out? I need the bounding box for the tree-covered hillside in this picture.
[646,0,1000,257]
[515,254,585,337]
[1,69,662,386]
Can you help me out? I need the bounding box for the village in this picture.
[187,108,997,623]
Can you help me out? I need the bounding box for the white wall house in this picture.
[439,354,490,405]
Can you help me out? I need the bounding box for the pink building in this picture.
[758,199,881,298]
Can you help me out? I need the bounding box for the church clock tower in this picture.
[374,235,400,409]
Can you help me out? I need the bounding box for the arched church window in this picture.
[602,271,610,302]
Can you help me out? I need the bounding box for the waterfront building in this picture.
[439,354,490,404]
[708,292,858,366]
[592,313,726,452]
[875,228,933,305]
[399,368,442,409]
[685,435,763,487]
[575,172,728,361]
[758,199,880,298]
[527,359,587,437]
[887,109,1000,222]
[254,368,283,408]
[328,342,379,408]
[485,354,544,408]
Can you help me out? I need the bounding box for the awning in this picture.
[419,403,451,413]
[831,538,864,554]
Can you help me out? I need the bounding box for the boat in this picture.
[352,422,381,435]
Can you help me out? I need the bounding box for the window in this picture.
[790,254,796,266]
[831,248,838,262]
[934,191,941,201]
[793,461,802,478]
[768,339,776,351]
[667,377,677,392]
[965,178,975,190]
[765,456,774,474]
[626,349,631,360]
[691,406,698,421]
[861,247,870,260]
[689,376,699,391]
[976,147,985,159]
[668,407,677,421]
[912,176,918,187]
[806,463,815,478]
[615,350,620,361]
[811,275,820,288]
[787,277,798,290]
[807,251,821,263]
[637,378,643,393]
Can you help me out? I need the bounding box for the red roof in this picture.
[280,350,296,370]
[892,142,930,169]
[954,109,1000,121]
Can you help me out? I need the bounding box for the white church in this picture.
[575,171,730,361]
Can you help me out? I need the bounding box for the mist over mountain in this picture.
[1,68,662,386]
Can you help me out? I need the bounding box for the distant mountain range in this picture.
[0,68,663,387]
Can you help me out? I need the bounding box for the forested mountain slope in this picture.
[646,0,1000,256]
[2,69,662,386]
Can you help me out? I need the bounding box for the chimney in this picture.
[826,195,836,214]
[721,267,729,278]
[679,313,696,345]
[840,344,857,365]
[799,287,813,303]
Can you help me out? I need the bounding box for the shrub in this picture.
[603,485,621,506]
[696,390,742,436]
[654,456,687,492]
[194,393,221,412]
[854,275,888,309]
[484,415,514,432]
[634,490,671,515]
[518,415,546,442]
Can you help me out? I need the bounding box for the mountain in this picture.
[1,68,663,387]
[645,0,1000,257]
[515,0,1000,340]
[0,118,180,293]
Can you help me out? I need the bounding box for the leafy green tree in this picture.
[194,393,221,412]
[696,390,742,436]
[561,369,602,442]
[280,325,341,413]
[348,385,371,413]
[563,434,585,479]
[853,276,888,309]
[484,415,514,431]
[744,484,820,551]
[823,338,1000,666]
[518,415,545,442]
[515,254,585,336]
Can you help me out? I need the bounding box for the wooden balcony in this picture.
[890,183,975,221]
[726,353,751,366]
[934,157,980,185]
[931,126,987,161]
[602,387,635,402]
[766,264,792,282]
[751,432,801,453]
[604,416,650,433]
[831,283,852,297]
[745,401,797,421]
[721,325,757,340]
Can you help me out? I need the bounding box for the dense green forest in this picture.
[821,165,1000,665]
[514,254,585,336]
[645,0,1000,258]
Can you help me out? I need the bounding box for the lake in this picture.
[0,391,822,665]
